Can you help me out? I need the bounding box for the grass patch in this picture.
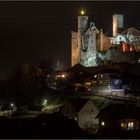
[52,91,113,110]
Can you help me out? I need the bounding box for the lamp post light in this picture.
[10,103,14,107]
[10,103,16,110]
[108,85,111,94]
[42,99,48,107]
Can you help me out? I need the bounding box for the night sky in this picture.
[1,1,140,75]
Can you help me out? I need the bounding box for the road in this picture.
[95,93,140,105]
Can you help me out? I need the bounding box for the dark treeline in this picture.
[0,60,54,111]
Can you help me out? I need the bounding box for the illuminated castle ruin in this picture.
[71,13,140,67]
[71,16,99,67]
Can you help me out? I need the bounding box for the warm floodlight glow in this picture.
[81,10,85,15]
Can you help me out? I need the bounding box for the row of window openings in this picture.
[94,75,103,78]
[93,81,119,85]
[101,121,135,130]
[93,81,110,84]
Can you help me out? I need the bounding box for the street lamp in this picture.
[108,85,111,93]
[42,99,48,107]
[10,103,16,110]
[10,103,14,107]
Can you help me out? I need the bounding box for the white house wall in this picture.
[78,100,99,130]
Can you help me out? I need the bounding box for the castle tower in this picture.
[113,14,124,37]
[78,16,89,63]
[71,31,79,67]
[70,15,89,67]
[100,29,104,51]
[71,13,99,67]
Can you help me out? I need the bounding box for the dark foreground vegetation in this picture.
[0,113,87,139]
[1,63,140,138]
[0,112,140,139]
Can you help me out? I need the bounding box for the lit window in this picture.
[115,80,119,85]
[94,75,97,78]
[61,74,65,78]
[75,117,77,121]
[128,122,134,130]
[10,103,14,107]
[121,123,124,127]
[85,82,91,85]
[101,121,105,126]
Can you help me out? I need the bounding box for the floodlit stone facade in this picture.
[71,32,79,67]
[71,16,99,67]
[71,14,140,67]
[80,22,99,67]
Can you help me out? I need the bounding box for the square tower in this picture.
[113,14,124,37]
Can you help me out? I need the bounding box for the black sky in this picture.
[0,1,140,75]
